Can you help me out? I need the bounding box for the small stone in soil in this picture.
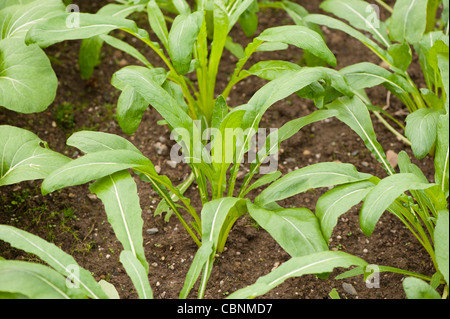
[342,283,358,296]
[146,228,159,235]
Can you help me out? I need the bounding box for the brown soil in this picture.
[0,0,437,300]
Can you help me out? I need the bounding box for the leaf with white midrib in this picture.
[0,125,70,186]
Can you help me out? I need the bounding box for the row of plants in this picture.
[0,0,448,299]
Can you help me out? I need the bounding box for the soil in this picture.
[0,0,438,300]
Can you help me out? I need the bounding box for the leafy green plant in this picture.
[289,0,450,159]
[17,0,376,298]
[0,0,67,113]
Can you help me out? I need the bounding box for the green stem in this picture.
[374,0,393,13]
[128,30,199,120]
[373,112,411,146]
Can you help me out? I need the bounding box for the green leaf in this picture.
[0,0,35,10]
[403,277,441,299]
[0,0,65,41]
[0,260,87,299]
[41,150,152,195]
[180,197,246,299]
[435,210,449,284]
[0,225,107,299]
[26,13,141,47]
[211,95,228,130]
[435,114,449,198]
[320,0,391,48]
[247,60,301,81]
[90,171,148,273]
[390,0,428,44]
[238,0,258,37]
[100,34,152,68]
[316,180,376,241]
[111,66,192,131]
[119,250,153,299]
[247,203,328,257]
[168,11,203,75]
[67,130,141,154]
[227,251,368,299]
[147,0,169,49]
[256,162,372,207]
[242,171,282,197]
[78,36,103,80]
[98,280,120,299]
[0,39,57,113]
[339,62,415,94]
[405,108,442,159]
[325,96,395,175]
[116,85,150,135]
[360,173,435,236]
[387,43,413,72]
[78,3,147,79]
[304,14,388,60]
[257,25,337,67]
[0,125,70,186]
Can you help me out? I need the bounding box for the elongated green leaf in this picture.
[100,34,152,68]
[0,225,107,299]
[388,43,413,72]
[238,0,258,37]
[0,39,57,113]
[227,251,368,299]
[147,0,169,48]
[435,210,449,284]
[0,0,65,41]
[244,110,338,193]
[78,3,147,79]
[243,171,282,196]
[0,0,35,10]
[405,108,443,159]
[41,150,152,195]
[256,162,372,207]
[339,62,415,94]
[90,171,148,273]
[316,180,376,241]
[120,250,153,299]
[0,125,70,186]
[180,197,246,299]
[26,13,141,47]
[67,130,141,154]
[320,0,391,48]
[325,96,394,175]
[111,66,192,130]
[237,68,352,156]
[246,60,301,80]
[168,11,203,75]
[435,114,449,198]
[403,277,441,299]
[115,85,150,135]
[257,26,336,67]
[98,280,120,299]
[248,203,328,257]
[390,0,428,44]
[0,260,87,299]
[360,173,435,236]
[304,14,388,60]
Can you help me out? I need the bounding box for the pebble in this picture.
[146,228,159,235]
[361,161,369,167]
[87,194,97,201]
[154,142,168,155]
[303,150,311,156]
[342,283,358,296]
[167,160,177,168]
